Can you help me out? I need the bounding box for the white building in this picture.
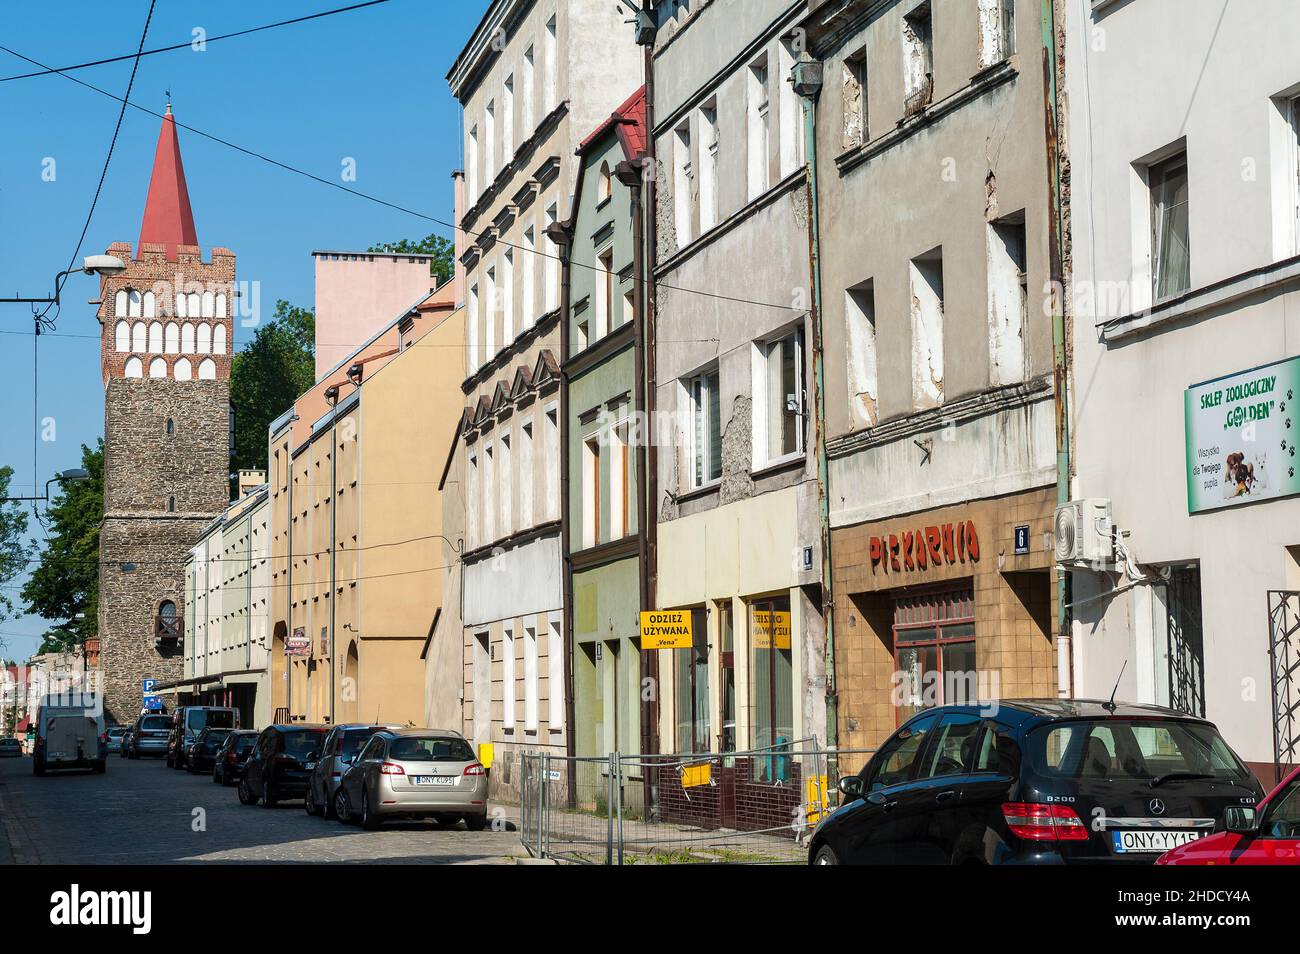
[1065,0,1300,780]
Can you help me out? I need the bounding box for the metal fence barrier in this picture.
[520,740,876,864]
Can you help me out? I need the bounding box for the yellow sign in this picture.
[680,762,712,788]
[478,742,494,769]
[752,610,792,650]
[805,774,829,825]
[640,610,693,649]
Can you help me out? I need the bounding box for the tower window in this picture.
[167,496,176,512]
[166,418,175,435]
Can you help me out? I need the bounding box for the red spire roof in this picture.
[138,104,198,260]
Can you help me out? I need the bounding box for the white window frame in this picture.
[752,325,806,467]
[502,622,516,731]
[547,615,564,730]
[747,54,770,200]
[699,100,719,232]
[519,419,534,528]
[524,624,539,732]
[683,366,722,489]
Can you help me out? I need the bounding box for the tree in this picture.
[19,443,102,653]
[230,300,316,474]
[367,233,454,286]
[0,466,31,629]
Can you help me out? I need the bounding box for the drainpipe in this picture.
[328,411,338,725]
[286,447,293,721]
[1040,0,1073,697]
[792,60,837,753]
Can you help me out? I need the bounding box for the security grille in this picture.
[1165,566,1205,718]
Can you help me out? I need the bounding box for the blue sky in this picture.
[0,0,488,660]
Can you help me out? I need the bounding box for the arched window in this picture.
[173,357,192,381]
[164,322,179,354]
[201,291,215,318]
[124,356,143,378]
[198,358,217,380]
[114,321,129,352]
[196,322,211,354]
[598,161,612,202]
[215,292,227,319]
[147,321,163,353]
[175,294,187,318]
[167,496,176,512]
[157,600,178,637]
[181,323,195,354]
[187,292,200,317]
[127,289,142,317]
[142,290,156,318]
[131,322,146,353]
[165,418,175,435]
[212,323,226,355]
[148,357,168,378]
[114,290,128,316]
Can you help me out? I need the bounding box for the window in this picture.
[673,120,693,248]
[867,712,940,790]
[779,38,803,178]
[978,0,1015,68]
[523,625,539,732]
[1262,776,1300,839]
[909,247,945,408]
[576,315,589,353]
[502,624,516,731]
[902,1,934,112]
[582,434,601,549]
[484,264,497,357]
[842,48,867,148]
[501,249,514,344]
[1150,151,1191,300]
[543,202,560,313]
[114,320,129,352]
[758,327,805,462]
[750,596,793,755]
[114,289,127,317]
[596,249,613,339]
[165,418,175,435]
[467,452,479,549]
[213,324,226,355]
[482,441,495,542]
[892,587,976,724]
[543,16,558,113]
[149,357,167,378]
[674,607,710,753]
[499,432,512,537]
[623,290,635,327]
[484,100,495,183]
[987,213,1028,385]
[164,321,179,354]
[718,601,736,753]
[1275,94,1300,259]
[920,713,983,778]
[519,421,534,528]
[502,75,514,168]
[467,125,479,200]
[174,357,191,381]
[522,46,535,134]
[468,283,480,371]
[128,289,142,317]
[747,54,770,200]
[124,356,143,378]
[544,406,560,520]
[197,322,211,354]
[699,101,719,231]
[166,495,176,512]
[686,366,721,487]
[131,321,146,353]
[598,161,612,203]
[181,323,195,354]
[522,224,536,328]
[609,418,629,540]
[148,321,163,354]
[547,618,564,729]
[846,280,878,428]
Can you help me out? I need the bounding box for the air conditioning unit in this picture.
[1054,498,1115,569]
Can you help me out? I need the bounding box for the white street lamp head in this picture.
[82,255,126,277]
[57,469,90,482]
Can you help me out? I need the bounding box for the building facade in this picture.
[96,106,234,724]
[650,0,829,761]
[446,0,641,797]
[1065,0,1300,778]
[802,0,1064,753]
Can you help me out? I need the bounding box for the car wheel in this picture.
[262,784,277,808]
[465,813,488,832]
[322,787,338,820]
[305,786,318,816]
[360,789,381,830]
[335,789,352,824]
[812,843,839,865]
[238,779,256,806]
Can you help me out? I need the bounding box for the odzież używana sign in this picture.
[640,610,693,649]
[751,610,792,650]
[1185,356,1300,513]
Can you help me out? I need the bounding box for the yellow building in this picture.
[268,285,464,727]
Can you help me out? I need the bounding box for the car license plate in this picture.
[413,775,456,786]
[304,762,316,770]
[1112,830,1202,853]
[50,751,67,759]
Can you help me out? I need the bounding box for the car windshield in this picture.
[388,737,475,762]
[234,736,256,755]
[1029,719,1251,783]
[189,709,235,731]
[141,716,169,731]
[281,730,324,759]
[340,729,380,758]
[204,729,232,743]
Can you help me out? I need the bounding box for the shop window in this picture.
[892,586,976,724]
[718,601,736,754]
[674,607,710,753]
[750,595,793,756]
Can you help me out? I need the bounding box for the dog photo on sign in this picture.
[1223,450,1259,497]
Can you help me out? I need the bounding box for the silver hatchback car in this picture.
[336,729,488,830]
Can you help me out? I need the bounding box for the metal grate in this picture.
[1165,565,1205,718]
[1267,590,1300,786]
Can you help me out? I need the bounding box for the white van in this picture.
[33,693,107,776]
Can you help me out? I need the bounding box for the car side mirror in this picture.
[1224,806,1259,834]
[306,751,319,762]
[837,776,864,799]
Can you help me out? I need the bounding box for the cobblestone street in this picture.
[0,755,526,865]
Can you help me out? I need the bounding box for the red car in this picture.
[1158,766,1300,865]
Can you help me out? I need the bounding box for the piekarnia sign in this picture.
[49,884,151,934]
[869,521,980,574]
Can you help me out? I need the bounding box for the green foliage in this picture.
[367,233,454,286]
[230,300,316,474]
[19,443,102,651]
[0,466,31,627]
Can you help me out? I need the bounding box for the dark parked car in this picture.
[212,730,259,786]
[167,706,238,769]
[238,725,327,807]
[808,700,1264,865]
[186,727,233,774]
[128,713,172,759]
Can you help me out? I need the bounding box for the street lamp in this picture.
[0,469,91,505]
[0,255,127,305]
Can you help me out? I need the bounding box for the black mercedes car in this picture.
[238,724,327,808]
[212,730,259,785]
[808,700,1264,865]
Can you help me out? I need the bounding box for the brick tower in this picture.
[95,105,233,723]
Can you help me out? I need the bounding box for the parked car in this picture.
[128,713,172,758]
[807,700,1265,865]
[32,693,107,775]
[335,729,488,830]
[212,730,259,786]
[306,723,403,819]
[118,727,134,758]
[1158,764,1300,865]
[0,737,22,758]
[106,725,128,751]
[238,725,327,807]
[186,726,233,774]
[167,706,238,769]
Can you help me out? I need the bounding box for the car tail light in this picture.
[380,761,405,776]
[464,763,485,777]
[227,751,238,763]
[1002,802,1089,841]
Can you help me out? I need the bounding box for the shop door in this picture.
[892,587,976,725]
[1164,566,1205,718]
